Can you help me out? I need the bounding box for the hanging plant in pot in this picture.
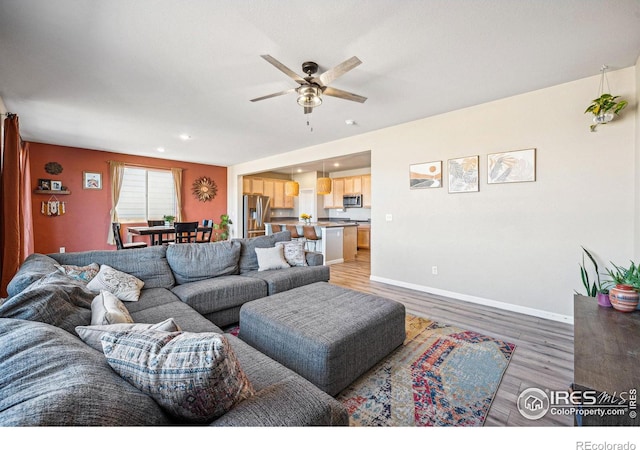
[584,65,628,132]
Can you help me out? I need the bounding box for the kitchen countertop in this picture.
[266,220,359,227]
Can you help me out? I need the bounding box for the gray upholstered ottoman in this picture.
[238,282,406,396]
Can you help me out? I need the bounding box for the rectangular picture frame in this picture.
[83,171,102,190]
[50,180,62,191]
[38,178,51,190]
[487,148,536,184]
[448,155,479,193]
[410,161,442,189]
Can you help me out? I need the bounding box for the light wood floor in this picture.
[329,249,574,426]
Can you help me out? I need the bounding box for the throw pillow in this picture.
[91,290,134,325]
[58,263,100,283]
[76,318,181,351]
[255,246,290,271]
[276,241,308,267]
[101,330,255,423]
[86,264,144,302]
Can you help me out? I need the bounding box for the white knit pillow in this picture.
[255,246,290,271]
[91,290,134,325]
[87,264,144,302]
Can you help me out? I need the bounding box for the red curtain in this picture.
[0,115,34,296]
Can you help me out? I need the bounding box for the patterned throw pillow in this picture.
[58,263,100,283]
[91,290,134,325]
[86,264,144,302]
[255,246,290,271]
[276,241,308,267]
[101,330,255,423]
[76,318,181,351]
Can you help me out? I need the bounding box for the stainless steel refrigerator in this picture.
[243,195,271,238]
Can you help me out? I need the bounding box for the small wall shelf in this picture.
[33,190,71,195]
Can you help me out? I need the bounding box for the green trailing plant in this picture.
[577,246,607,297]
[584,93,628,132]
[213,214,233,241]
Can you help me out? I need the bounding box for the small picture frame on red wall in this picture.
[38,178,51,190]
[83,171,102,190]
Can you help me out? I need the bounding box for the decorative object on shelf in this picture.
[213,214,233,241]
[192,176,218,202]
[163,215,176,226]
[300,213,312,224]
[37,178,51,190]
[585,65,628,132]
[448,155,479,193]
[41,196,66,216]
[83,171,102,189]
[51,180,62,191]
[317,161,332,195]
[576,246,610,307]
[410,161,442,189]
[285,167,299,197]
[487,148,536,184]
[44,161,63,175]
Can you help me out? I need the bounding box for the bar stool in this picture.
[271,224,282,233]
[286,225,303,242]
[302,226,320,251]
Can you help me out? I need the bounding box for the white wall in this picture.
[229,67,637,321]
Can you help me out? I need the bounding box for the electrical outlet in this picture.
[385,214,393,222]
[432,266,438,275]
[60,247,66,253]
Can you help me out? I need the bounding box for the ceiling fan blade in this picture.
[250,88,296,102]
[318,56,362,86]
[260,55,306,85]
[304,107,313,114]
[323,86,367,103]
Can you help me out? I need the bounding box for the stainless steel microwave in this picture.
[343,194,363,208]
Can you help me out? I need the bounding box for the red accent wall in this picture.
[29,143,227,254]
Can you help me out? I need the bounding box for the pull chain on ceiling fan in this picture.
[250,55,367,115]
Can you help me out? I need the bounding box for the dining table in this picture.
[127,225,213,245]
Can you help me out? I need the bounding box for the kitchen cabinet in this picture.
[343,226,357,261]
[343,176,361,195]
[323,174,371,209]
[357,224,370,249]
[243,177,264,195]
[262,179,275,202]
[361,174,371,208]
[243,176,294,209]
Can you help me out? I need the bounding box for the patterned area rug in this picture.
[336,314,516,426]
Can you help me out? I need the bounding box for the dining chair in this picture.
[147,219,173,245]
[112,222,148,250]
[196,226,213,243]
[302,225,320,251]
[173,221,198,243]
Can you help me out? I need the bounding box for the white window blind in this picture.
[116,167,176,221]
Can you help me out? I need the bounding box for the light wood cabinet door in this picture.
[332,178,345,208]
[361,174,371,208]
[251,178,264,195]
[344,176,362,194]
[357,226,370,249]
[343,226,358,261]
[242,177,252,195]
[273,180,285,208]
[263,179,275,206]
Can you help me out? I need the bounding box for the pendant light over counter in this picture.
[317,161,332,195]
[285,167,299,197]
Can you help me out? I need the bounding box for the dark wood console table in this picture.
[574,295,639,426]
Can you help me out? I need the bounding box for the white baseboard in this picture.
[325,258,345,266]
[369,275,574,324]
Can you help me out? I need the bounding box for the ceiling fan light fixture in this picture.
[296,85,322,108]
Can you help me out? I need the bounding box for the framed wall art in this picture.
[448,155,479,193]
[487,148,536,184]
[83,171,102,190]
[409,161,442,189]
[38,179,51,190]
[51,180,62,191]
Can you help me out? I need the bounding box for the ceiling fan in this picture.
[250,55,367,114]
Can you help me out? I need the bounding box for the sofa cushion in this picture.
[90,290,134,325]
[255,246,290,271]
[6,253,61,298]
[0,318,171,426]
[76,318,181,351]
[171,275,267,316]
[86,264,145,302]
[276,241,308,267]
[166,241,241,284]
[241,265,330,295]
[58,262,100,283]
[102,330,254,423]
[0,271,93,335]
[233,231,291,274]
[49,246,175,289]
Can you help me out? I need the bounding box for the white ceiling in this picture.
[1,0,639,172]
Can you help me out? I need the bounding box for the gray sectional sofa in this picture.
[0,231,348,426]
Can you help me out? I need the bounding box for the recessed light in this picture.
[334,163,340,167]
[179,134,192,140]
[157,147,165,153]
[297,168,303,173]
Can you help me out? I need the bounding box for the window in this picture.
[116,167,176,221]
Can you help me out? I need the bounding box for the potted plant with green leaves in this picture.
[603,260,640,312]
[163,214,175,226]
[577,247,610,307]
[584,94,628,132]
[213,214,232,241]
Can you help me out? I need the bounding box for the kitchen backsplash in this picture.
[329,207,371,221]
